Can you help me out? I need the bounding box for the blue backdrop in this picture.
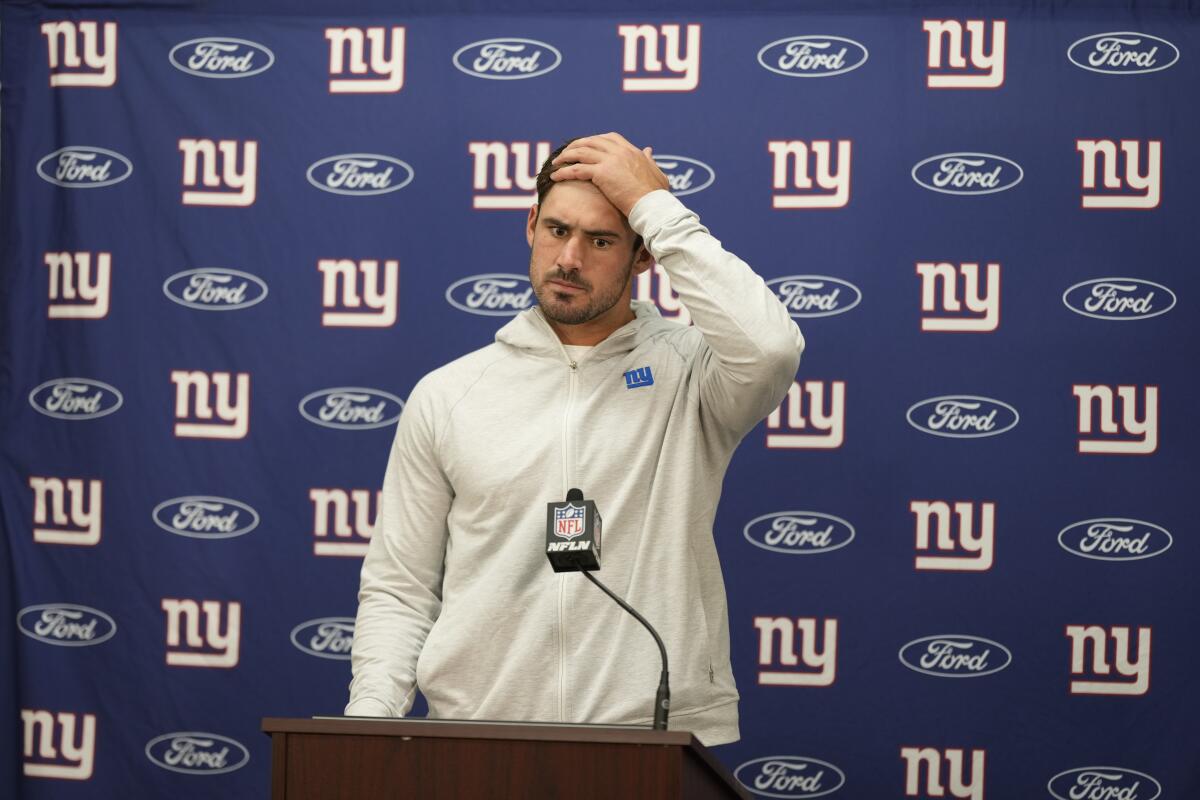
[3,1,1198,797]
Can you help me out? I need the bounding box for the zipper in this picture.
[558,348,577,722]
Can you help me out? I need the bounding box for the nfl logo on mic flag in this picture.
[546,499,602,572]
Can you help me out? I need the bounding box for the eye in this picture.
[550,226,567,237]
[593,239,612,249]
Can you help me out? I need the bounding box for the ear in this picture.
[526,204,538,248]
[632,245,654,275]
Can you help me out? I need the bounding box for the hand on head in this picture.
[550,133,670,216]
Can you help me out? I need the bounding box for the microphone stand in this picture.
[581,571,670,731]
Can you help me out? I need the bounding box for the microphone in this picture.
[545,488,601,572]
[545,488,670,731]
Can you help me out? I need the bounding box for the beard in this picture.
[531,257,635,326]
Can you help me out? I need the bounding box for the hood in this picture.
[495,300,666,360]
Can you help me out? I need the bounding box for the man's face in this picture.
[526,180,650,327]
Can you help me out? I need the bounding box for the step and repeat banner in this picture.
[2,1,1197,797]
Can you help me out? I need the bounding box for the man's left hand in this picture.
[550,133,670,216]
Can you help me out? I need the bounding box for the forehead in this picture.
[539,180,630,233]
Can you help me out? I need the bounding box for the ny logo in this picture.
[1077,139,1161,210]
[28,477,102,546]
[1072,384,1157,455]
[632,263,690,325]
[40,21,116,87]
[1066,624,1151,695]
[623,366,654,389]
[44,251,111,319]
[768,140,851,209]
[916,262,999,332]
[618,23,700,91]
[326,26,405,93]
[179,139,257,206]
[753,617,837,686]
[901,747,985,800]
[910,500,995,571]
[469,141,552,209]
[923,19,1006,89]
[319,259,399,327]
[21,710,96,780]
[161,598,242,668]
[171,370,250,439]
[310,488,380,557]
[766,380,845,449]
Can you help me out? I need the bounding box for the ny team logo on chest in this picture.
[623,366,654,389]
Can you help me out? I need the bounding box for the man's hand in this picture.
[550,133,670,216]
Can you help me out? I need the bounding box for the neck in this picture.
[545,305,637,346]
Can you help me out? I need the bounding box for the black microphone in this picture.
[544,488,670,731]
[545,488,602,572]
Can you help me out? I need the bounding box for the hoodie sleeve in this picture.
[628,189,805,440]
[345,377,452,717]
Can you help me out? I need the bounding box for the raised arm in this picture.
[552,133,804,438]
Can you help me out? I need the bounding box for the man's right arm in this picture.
[345,379,452,716]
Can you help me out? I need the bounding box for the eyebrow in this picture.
[542,216,624,240]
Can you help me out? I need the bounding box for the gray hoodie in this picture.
[346,190,804,745]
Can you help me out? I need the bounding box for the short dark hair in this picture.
[534,138,643,253]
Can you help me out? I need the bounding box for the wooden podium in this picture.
[262,717,750,799]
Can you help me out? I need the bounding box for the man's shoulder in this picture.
[409,341,514,405]
[634,314,705,362]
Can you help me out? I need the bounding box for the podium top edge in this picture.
[261,715,698,747]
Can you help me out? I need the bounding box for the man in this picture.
[346,133,803,746]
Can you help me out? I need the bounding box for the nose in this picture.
[557,233,585,271]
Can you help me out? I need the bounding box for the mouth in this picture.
[546,279,586,294]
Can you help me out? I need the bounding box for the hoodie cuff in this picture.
[344,697,393,717]
[628,189,690,240]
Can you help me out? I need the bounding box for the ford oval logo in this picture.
[1047,767,1162,800]
[1058,518,1172,562]
[169,37,275,78]
[906,395,1019,439]
[145,732,250,775]
[1062,278,1175,321]
[911,153,1023,196]
[299,387,404,430]
[1067,32,1179,75]
[152,496,261,540]
[29,378,123,420]
[306,154,414,196]
[163,268,269,311]
[37,146,133,189]
[744,512,855,555]
[290,617,355,661]
[734,755,846,799]
[898,635,1013,678]
[17,604,117,647]
[766,275,861,319]
[652,155,715,197]
[452,38,562,80]
[757,35,869,78]
[445,273,536,317]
